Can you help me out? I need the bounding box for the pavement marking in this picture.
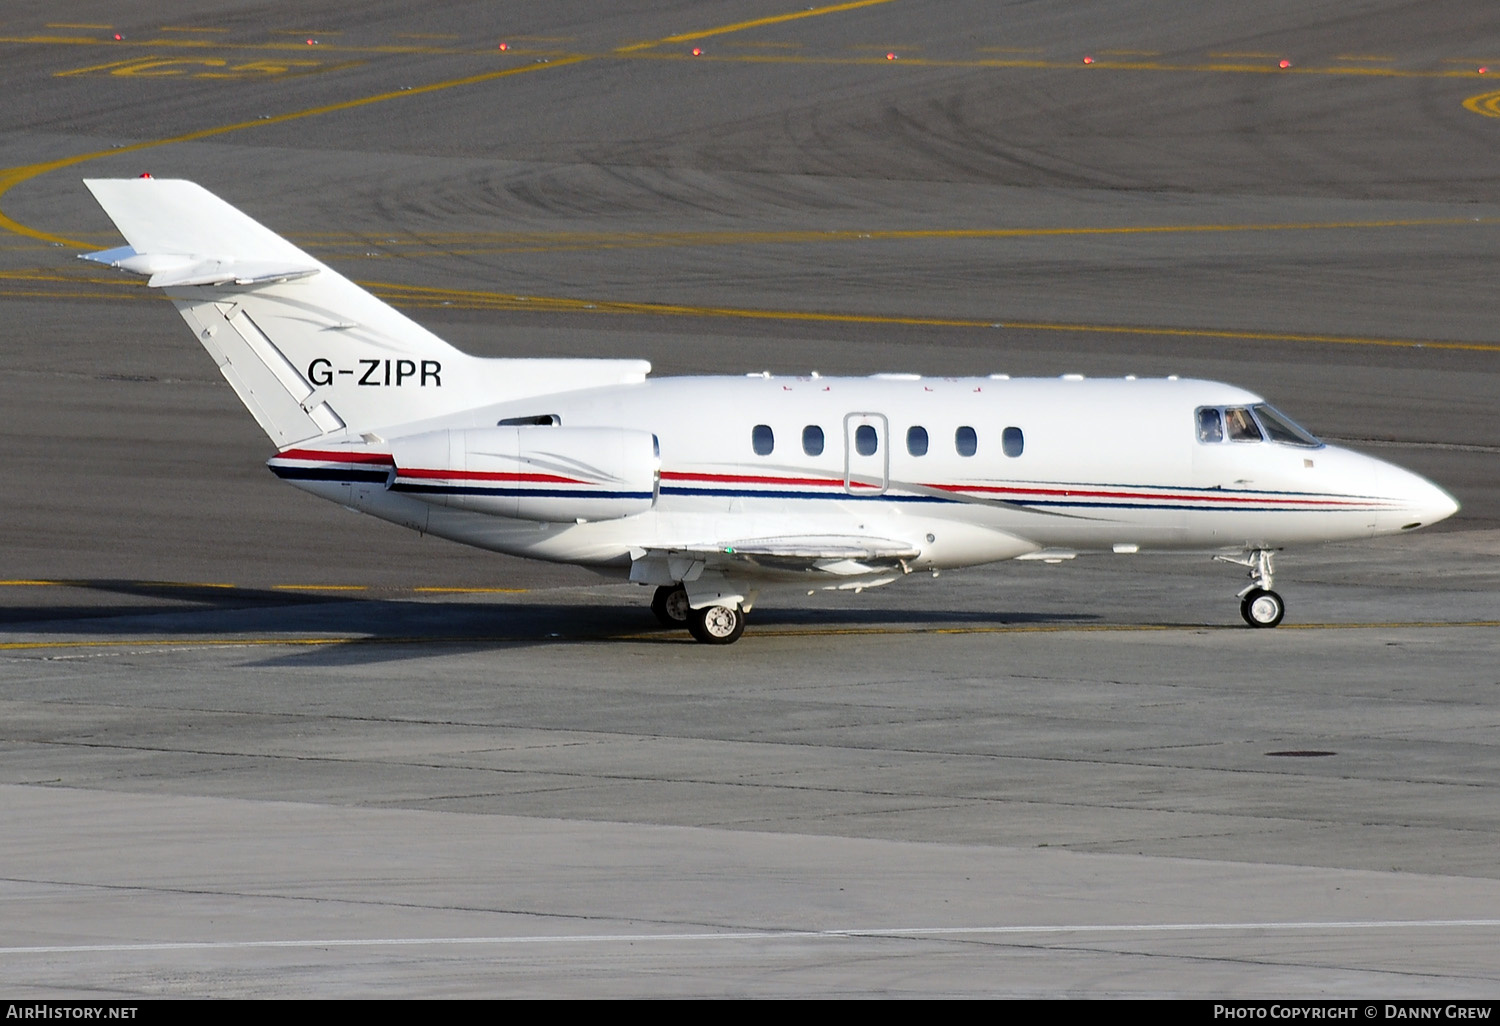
[271,584,368,591]
[411,586,529,594]
[8,26,1495,79]
[1462,89,1500,117]
[0,579,518,594]
[295,215,1500,255]
[0,54,593,248]
[361,281,1500,354]
[619,50,1491,81]
[3,918,1498,955]
[4,621,1499,653]
[53,57,153,76]
[615,0,897,52]
[0,1,901,246]
[57,55,355,80]
[2,266,1490,354]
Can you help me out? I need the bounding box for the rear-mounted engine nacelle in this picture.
[387,425,659,522]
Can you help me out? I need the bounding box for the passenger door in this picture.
[843,412,889,495]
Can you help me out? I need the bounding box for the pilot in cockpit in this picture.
[1225,407,1262,441]
[1196,407,1224,443]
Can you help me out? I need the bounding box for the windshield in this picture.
[1252,404,1322,448]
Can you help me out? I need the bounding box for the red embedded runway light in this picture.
[692,47,702,56]
[1082,55,1094,64]
[885,52,896,60]
[1481,66,1489,75]
[498,41,509,51]
[306,38,317,46]
[138,173,153,179]
[1279,59,1291,68]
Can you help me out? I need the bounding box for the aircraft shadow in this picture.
[0,579,1102,665]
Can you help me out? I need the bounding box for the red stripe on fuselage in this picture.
[396,467,586,485]
[925,483,1385,508]
[275,448,395,466]
[659,471,1386,507]
[661,471,876,489]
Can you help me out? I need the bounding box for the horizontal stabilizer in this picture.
[82,249,319,292]
[84,180,317,270]
[81,245,318,288]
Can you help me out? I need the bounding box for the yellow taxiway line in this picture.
[0,1,898,247]
[3,619,1499,652]
[1,265,1493,354]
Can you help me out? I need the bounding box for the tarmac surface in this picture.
[1,0,1498,998]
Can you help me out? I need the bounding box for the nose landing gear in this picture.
[1240,587,1285,628]
[1216,549,1286,628]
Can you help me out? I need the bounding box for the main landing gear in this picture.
[651,585,746,645]
[1215,549,1285,628]
[650,583,691,627]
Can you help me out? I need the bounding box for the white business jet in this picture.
[80,178,1458,643]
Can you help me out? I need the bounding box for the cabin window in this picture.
[1002,426,1024,458]
[1196,407,1224,443]
[752,424,774,455]
[854,424,878,456]
[906,426,928,456]
[802,425,824,456]
[1225,407,1262,442]
[955,425,977,457]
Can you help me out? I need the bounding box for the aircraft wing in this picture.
[630,535,920,583]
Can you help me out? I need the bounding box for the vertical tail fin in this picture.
[82,178,649,446]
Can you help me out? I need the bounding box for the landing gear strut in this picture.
[1216,549,1286,628]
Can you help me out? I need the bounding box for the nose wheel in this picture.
[1216,548,1287,628]
[1240,587,1285,628]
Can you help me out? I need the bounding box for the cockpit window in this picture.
[1196,408,1224,444]
[1225,407,1262,442]
[1196,404,1323,448]
[1252,404,1322,448]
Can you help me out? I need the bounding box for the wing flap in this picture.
[629,535,920,586]
[719,535,920,561]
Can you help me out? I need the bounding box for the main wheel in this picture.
[687,603,746,645]
[650,584,691,627]
[1240,587,1285,628]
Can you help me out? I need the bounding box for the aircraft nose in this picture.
[1386,464,1459,530]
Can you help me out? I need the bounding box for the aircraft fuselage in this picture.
[270,373,1457,578]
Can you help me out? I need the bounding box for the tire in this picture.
[687,603,746,644]
[651,585,690,627]
[1240,588,1285,628]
